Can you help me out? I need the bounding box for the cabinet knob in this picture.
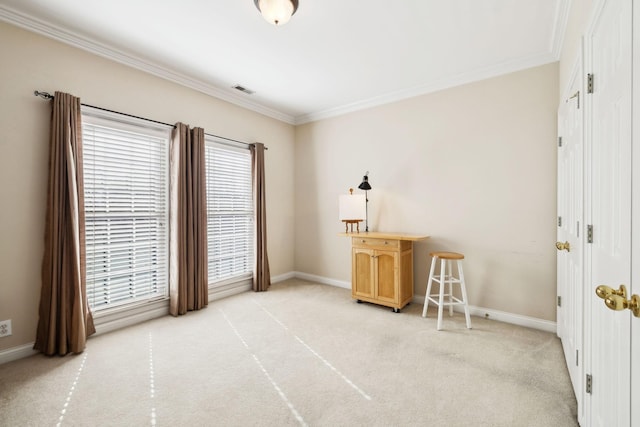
[361,239,366,243]
[384,241,388,245]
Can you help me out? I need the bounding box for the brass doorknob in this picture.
[595,284,640,318]
[556,241,571,252]
[595,284,627,300]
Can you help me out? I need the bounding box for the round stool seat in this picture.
[429,251,464,260]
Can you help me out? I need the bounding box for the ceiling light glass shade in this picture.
[254,0,299,25]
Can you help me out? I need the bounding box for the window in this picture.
[205,139,253,285]
[82,109,170,311]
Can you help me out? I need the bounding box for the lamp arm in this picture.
[365,190,369,232]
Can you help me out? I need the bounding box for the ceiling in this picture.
[0,0,569,124]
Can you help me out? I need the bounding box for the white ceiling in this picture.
[0,0,569,124]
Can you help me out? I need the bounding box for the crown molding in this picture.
[550,0,572,60]
[1,3,570,127]
[0,5,296,125]
[295,52,558,124]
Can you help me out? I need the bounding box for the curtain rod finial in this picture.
[34,90,53,99]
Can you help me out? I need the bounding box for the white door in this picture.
[585,0,632,425]
[556,60,584,418]
[631,0,640,422]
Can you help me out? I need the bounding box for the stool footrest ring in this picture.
[427,296,465,305]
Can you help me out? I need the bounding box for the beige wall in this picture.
[0,21,295,352]
[295,62,559,320]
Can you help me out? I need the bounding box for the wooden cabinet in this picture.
[343,232,428,312]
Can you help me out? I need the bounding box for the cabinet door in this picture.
[352,248,374,298]
[375,250,397,303]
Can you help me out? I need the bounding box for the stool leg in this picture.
[458,260,472,329]
[447,259,454,317]
[437,258,446,330]
[422,256,437,317]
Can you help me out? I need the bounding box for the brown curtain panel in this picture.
[169,123,208,316]
[250,143,271,292]
[34,91,95,356]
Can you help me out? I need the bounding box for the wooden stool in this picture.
[422,251,471,330]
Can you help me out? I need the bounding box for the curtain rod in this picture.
[33,91,266,150]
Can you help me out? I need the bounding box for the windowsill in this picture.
[92,298,170,336]
[209,275,252,301]
[90,276,253,336]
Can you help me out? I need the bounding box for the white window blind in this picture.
[205,139,253,284]
[82,110,169,311]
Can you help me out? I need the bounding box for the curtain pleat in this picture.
[250,143,270,292]
[169,123,208,316]
[34,91,95,356]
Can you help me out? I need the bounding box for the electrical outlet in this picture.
[0,319,12,337]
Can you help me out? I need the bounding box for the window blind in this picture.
[205,140,253,284]
[82,111,169,310]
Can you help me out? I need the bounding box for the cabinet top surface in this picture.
[338,231,429,241]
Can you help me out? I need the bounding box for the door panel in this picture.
[587,0,632,425]
[375,251,396,302]
[557,60,583,407]
[353,249,374,298]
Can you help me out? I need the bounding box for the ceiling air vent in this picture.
[232,85,255,95]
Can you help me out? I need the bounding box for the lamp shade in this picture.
[254,0,299,25]
[339,194,366,220]
[358,174,371,190]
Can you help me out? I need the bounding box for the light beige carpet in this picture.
[0,279,577,426]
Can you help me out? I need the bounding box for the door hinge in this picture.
[587,74,594,94]
[558,136,563,147]
[558,216,562,227]
[576,349,579,366]
[577,221,580,237]
[557,296,562,307]
[586,374,592,394]
[587,225,593,243]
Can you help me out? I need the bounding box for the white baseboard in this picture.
[411,294,557,333]
[0,343,38,365]
[271,271,296,283]
[293,271,351,289]
[289,271,556,333]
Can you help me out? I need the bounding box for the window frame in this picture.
[81,107,171,313]
[204,136,254,290]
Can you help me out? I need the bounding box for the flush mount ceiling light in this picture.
[254,0,299,26]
